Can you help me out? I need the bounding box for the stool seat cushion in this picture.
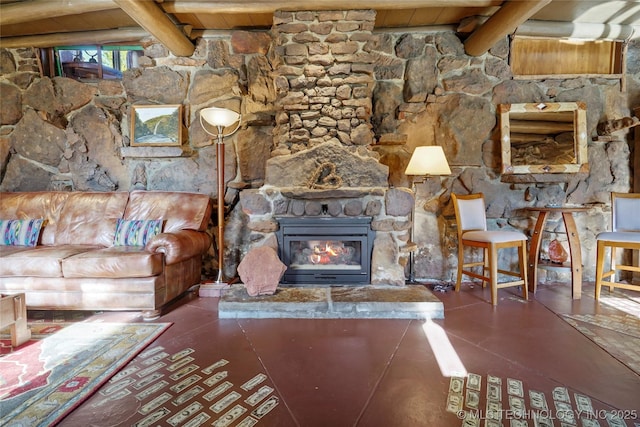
[463,230,527,244]
[596,231,640,243]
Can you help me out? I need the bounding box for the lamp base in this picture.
[403,241,419,285]
[215,269,226,284]
[198,270,232,297]
[199,282,231,297]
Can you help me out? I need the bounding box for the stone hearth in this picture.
[218,284,444,319]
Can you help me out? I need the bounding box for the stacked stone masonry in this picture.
[272,10,376,154]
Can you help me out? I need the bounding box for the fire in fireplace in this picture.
[276,217,374,285]
[293,239,360,269]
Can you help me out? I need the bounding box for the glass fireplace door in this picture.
[282,235,369,284]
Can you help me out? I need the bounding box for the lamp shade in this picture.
[404,146,452,176]
[200,107,240,127]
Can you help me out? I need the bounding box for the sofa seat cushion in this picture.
[0,245,101,277]
[62,247,164,278]
[0,245,34,257]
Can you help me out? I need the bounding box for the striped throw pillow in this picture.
[0,219,44,247]
[113,219,163,247]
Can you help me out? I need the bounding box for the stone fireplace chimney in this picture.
[271,9,376,156]
[239,9,413,286]
[264,9,391,188]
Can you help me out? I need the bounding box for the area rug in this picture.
[561,312,640,376]
[0,321,171,427]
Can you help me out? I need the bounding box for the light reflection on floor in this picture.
[422,319,467,378]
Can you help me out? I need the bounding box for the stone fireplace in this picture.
[238,9,414,286]
[240,141,414,286]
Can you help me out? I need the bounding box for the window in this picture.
[52,45,143,81]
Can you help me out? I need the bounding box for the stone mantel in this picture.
[277,187,387,199]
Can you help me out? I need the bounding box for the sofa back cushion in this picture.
[124,190,212,233]
[55,192,130,246]
[0,192,70,245]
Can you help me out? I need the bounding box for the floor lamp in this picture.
[200,106,241,284]
[404,146,451,283]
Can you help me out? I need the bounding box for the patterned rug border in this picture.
[1,321,171,427]
[535,287,640,378]
[560,314,640,376]
[561,313,640,340]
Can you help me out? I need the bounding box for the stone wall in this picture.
[0,34,277,278]
[1,15,638,283]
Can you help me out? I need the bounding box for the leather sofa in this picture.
[0,190,212,319]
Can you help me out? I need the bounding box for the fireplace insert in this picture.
[276,216,374,285]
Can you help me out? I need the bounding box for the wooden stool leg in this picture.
[608,246,617,293]
[595,241,605,300]
[520,242,528,300]
[489,245,498,306]
[482,248,489,288]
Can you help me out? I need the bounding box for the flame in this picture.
[309,241,343,264]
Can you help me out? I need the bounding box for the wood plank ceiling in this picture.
[1,0,639,57]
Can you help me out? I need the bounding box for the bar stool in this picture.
[452,193,528,306]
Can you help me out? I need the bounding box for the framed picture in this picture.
[130,104,183,146]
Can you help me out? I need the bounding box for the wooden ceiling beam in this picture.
[112,0,195,57]
[0,0,117,26]
[164,0,502,14]
[463,0,552,56]
[0,28,149,49]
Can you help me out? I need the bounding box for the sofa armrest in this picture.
[146,230,211,265]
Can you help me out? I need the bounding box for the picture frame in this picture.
[499,102,588,175]
[130,104,183,146]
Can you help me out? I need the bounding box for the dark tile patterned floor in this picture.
[52,281,640,426]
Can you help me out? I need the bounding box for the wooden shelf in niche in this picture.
[120,146,184,158]
[510,36,624,77]
[500,173,587,184]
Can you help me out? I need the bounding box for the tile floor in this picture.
[54,281,640,427]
